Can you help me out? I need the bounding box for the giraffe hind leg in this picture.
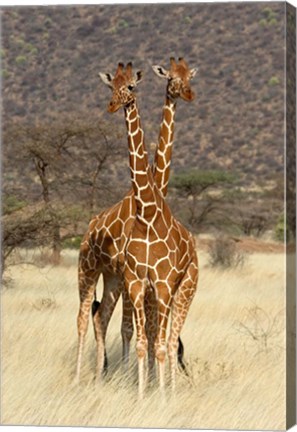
[75,270,100,384]
[92,273,122,381]
[121,287,134,369]
[167,259,198,391]
[92,299,108,374]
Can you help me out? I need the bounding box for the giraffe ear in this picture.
[190,68,198,79]
[135,70,143,84]
[98,72,113,88]
[152,65,169,79]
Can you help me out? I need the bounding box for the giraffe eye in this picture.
[128,85,134,91]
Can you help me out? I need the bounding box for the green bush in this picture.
[62,236,82,250]
[3,195,27,215]
[15,38,25,47]
[1,69,10,79]
[275,214,288,242]
[170,169,236,195]
[259,7,277,26]
[15,55,27,65]
[259,18,268,26]
[25,43,38,54]
[118,19,129,29]
[44,17,53,27]
[262,7,276,20]
[268,76,280,86]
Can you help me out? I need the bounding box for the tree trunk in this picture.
[51,224,62,266]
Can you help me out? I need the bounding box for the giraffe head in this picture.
[152,57,197,102]
[99,62,143,113]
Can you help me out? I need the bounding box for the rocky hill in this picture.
[2,2,286,191]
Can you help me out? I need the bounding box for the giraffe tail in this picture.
[91,291,108,374]
[92,290,101,317]
[177,337,189,376]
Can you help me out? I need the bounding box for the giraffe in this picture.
[99,62,199,398]
[75,58,197,384]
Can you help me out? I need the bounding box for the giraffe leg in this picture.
[121,287,134,370]
[126,278,147,399]
[91,300,108,373]
[154,283,173,394]
[92,272,122,381]
[168,259,198,392]
[75,269,100,384]
[144,288,157,381]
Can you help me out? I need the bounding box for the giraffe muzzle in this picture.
[181,88,195,102]
[107,101,121,113]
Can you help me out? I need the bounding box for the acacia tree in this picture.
[5,119,85,264]
[169,169,235,231]
[1,202,54,275]
[2,114,125,268]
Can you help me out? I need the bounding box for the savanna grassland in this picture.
[1,246,287,430]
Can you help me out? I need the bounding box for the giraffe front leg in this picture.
[126,277,147,399]
[75,272,99,384]
[135,308,148,400]
[121,287,134,370]
[154,283,172,395]
[168,259,198,392]
[93,273,122,381]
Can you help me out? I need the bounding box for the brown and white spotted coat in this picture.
[75,59,198,389]
[98,62,199,398]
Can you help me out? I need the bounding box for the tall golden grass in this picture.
[1,248,286,429]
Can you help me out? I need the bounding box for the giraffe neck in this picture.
[124,101,157,222]
[153,95,176,198]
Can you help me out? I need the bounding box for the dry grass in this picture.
[1,249,286,429]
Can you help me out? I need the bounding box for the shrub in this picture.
[275,213,288,242]
[62,236,82,250]
[15,38,25,47]
[262,7,276,21]
[25,43,38,55]
[233,305,283,355]
[3,195,27,215]
[268,76,280,86]
[208,236,246,269]
[15,55,27,65]
[259,7,277,26]
[118,19,129,29]
[1,69,10,79]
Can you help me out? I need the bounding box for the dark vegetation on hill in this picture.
[1,2,292,269]
[2,3,286,183]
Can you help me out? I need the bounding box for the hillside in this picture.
[2,2,286,191]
